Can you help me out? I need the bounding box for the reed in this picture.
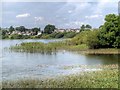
[10,41,119,54]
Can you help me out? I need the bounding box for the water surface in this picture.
[1,39,119,81]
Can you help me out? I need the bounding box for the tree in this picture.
[32,27,40,35]
[80,24,92,32]
[44,24,55,34]
[86,24,92,29]
[80,25,85,32]
[98,14,120,48]
[9,26,14,33]
[16,26,26,32]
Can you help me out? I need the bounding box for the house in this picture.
[66,28,80,33]
[11,31,22,35]
[54,29,65,33]
[37,31,42,36]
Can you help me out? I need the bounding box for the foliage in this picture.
[64,32,76,38]
[16,26,26,32]
[55,32,64,38]
[80,25,86,32]
[70,30,90,45]
[44,24,56,34]
[98,14,120,48]
[86,24,92,29]
[31,27,40,35]
[80,24,92,32]
[86,30,100,49]
[9,34,30,39]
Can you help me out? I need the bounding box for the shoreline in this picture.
[78,49,120,55]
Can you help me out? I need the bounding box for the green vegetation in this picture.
[10,41,67,53]
[44,24,56,34]
[1,25,78,39]
[10,41,119,54]
[69,14,119,49]
[98,14,120,48]
[2,64,118,88]
[40,32,77,39]
[80,24,92,32]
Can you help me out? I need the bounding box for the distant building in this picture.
[37,31,42,35]
[54,28,80,33]
[54,29,65,33]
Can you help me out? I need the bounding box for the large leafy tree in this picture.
[80,24,92,32]
[16,26,26,32]
[98,14,120,48]
[86,24,92,29]
[44,24,55,34]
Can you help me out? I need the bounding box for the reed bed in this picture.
[83,49,120,55]
[10,41,67,54]
[10,41,119,55]
[2,64,118,88]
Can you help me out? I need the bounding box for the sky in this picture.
[1,0,119,29]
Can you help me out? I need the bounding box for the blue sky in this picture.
[1,0,119,29]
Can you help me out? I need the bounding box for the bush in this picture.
[55,33,64,38]
[86,30,100,49]
[64,32,76,38]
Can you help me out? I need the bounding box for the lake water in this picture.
[1,39,119,81]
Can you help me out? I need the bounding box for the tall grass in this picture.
[10,41,119,54]
[9,40,89,54]
[10,41,66,54]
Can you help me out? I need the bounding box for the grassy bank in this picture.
[2,64,118,88]
[9,41,119,54]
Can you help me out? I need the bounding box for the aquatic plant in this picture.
[2,64,118,88]
[10,41,119,54]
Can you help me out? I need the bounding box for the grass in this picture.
[2,64,118,88]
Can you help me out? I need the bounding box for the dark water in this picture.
[1,39,119,81]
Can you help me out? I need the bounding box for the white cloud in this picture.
[94,0,118,14]
[34,16,44,21]
[16,13,30,18]
[85,14,103,19]
[65,21,85,28]
[68,10,72,13]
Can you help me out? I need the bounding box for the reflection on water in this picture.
[1,39,119,81]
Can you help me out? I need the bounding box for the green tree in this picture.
[44,24,55,34]
[98,14,119,48]
[86,24,92,29]
[32,27,40,35]
[80,25,86,32]
[16,26,26,32]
